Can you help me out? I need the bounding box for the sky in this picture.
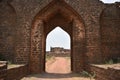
[46,27,70,51]
[100,0,120,3]
[46,0,119,51]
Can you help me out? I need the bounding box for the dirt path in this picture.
[46,57,71,73]
[22,57,92,80]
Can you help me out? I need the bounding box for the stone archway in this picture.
[30,0,86,74]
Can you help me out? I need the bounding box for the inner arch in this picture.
[45,26,71,73]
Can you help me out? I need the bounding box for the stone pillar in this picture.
[30,20,44,74]
[72,19,86,73]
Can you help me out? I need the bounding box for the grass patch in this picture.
[105,59,114,64]
[81,71,96,80]
[105,58,120,64]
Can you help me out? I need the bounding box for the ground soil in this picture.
[22,57,92,80]
[46,57,71,73]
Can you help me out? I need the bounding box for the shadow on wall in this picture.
[0,0,2,3]
[0,54,6,61]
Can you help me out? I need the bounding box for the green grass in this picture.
[81,71,96,80]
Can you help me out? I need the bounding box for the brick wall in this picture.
[6,65,28,80]
[0,1,16,62]
[0,0,108,64]
[101,3,120,62]
[0,63,28,80]
[0,61,7,80]
[5,0,105,65]
[0,0,119,74]
[90,65,120,80]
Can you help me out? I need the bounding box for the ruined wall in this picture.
[101,3,120,62]
[9,0,105,64]
[6,65,28,80]
[0,61,7,80]
[90,65,120,80]
[0,0,119,66]
[10,0,53,64]
[0,1,16,62]
[65,0,105,63]
[0,64,28,80]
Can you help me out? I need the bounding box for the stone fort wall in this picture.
[46,47,70,57]
[0,0,119,73]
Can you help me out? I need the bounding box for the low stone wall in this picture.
[6,64,28,80]
[90,64,120,80]
[0,61,7,80]
[0,61,28,80]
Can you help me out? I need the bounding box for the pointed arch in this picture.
[30,0,86,74]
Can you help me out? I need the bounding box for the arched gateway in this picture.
[0,0,120,77]
[30,0,86,74]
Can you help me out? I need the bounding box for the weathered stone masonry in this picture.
[0,0,120,74]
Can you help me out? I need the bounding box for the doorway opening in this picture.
[30,0,86,74]
[45,27,71,74]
